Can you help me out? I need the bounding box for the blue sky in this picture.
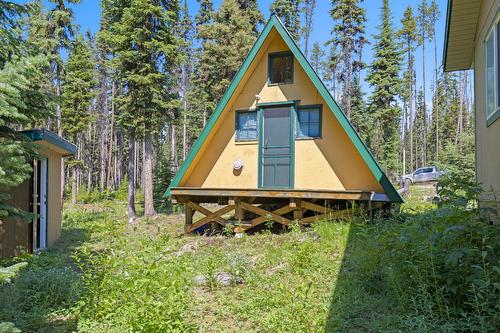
[29,0,449,102]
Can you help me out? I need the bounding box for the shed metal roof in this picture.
[22,128,77,156]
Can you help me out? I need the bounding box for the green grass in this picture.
[0,185,498,332]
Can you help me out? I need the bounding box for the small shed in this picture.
[0,129,77,257]
[165,14,402,233]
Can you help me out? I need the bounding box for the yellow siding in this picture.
[473,0,500,218]
[181,28,383,193]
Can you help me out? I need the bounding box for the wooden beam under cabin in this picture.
[238,201,292,226]
[171,187,373,201]
[187,204,235,232]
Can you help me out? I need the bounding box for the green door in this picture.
[259,106,293,188]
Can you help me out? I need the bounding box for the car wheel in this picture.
[404,178,411,188]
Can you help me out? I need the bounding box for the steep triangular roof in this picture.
[165,14,402,203]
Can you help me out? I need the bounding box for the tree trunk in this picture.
[456,71,465,144]
[434,29,439,163]
[171,124,178,170]
[409,55,414,172]
[71,167,78,205]
[422,41,427,166]
[97,69,108,191]
[143,131,156,216]
[183,111,187,161]
[127,128,137,221]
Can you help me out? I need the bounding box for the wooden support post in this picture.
[292,199,303,221]
[185,203,194,234]
[234,198,244,222]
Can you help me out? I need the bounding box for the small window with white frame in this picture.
[485,13,500,126]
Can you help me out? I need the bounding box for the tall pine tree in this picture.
[61,34,96,204]
[398,5,417,174]
[366,0,402,178]
[327,0,367,118]
[270,0,301,41]
[112,0,182,219]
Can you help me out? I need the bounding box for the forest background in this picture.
[1,0,474,220]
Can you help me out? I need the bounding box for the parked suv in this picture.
[401,166,445,185]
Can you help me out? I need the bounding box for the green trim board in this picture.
[164,14,402,203]
[442,0,453,71]
[22,128,77,156]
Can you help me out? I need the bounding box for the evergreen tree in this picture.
[236,0,264,33]
[0,1,52,218]
[61,34,96,204]
[327,0,367,118]
[350,76,370,144]
[417,0,432,165]
[398,5,417,174]
[301,0,316,58]
[195,0,213,26]
[190,0,260,128]
[111,0,182,219]
[428,0,440,162]
[270,0,301,41]
[366,0,402,178]
[309,41,325,75]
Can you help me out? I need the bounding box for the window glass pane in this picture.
[237,111,257,140]
[271,56,283,83]
[486,32,495,117]
[283,55,293,83]
[247,129,257,140]
[247,112,256,126]
[296,108,321,138]
[298,110,309,122]
[309,110,320,122]
[270,53,293,84]
[309,122,320,137]
[299,123,309,137]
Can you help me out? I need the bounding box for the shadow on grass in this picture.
[324,221,399,332]
[0,224,90,332]
[324,202,499,332]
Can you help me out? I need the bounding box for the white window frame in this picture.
[484,10,500,127]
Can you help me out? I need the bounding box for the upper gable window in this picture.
[485,13,500,126]
[269,52,293,85]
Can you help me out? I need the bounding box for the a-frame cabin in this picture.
[165,14,402,233]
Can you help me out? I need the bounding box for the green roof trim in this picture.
[164,14,402,203]
[442,0,453,71]
[22,128,77,156]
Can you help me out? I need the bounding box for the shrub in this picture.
[74,235,194,332]
[0,267,82,330]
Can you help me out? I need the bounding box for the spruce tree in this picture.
[350,76,370,145]
[366,0,402,178]
[327,0,367,118]
[61,34,96,204]
[0,1,52,218]
[309,41,325,75]
[112,0,182,219]
[398,5,417,174]
[417,0,432,166]
[301,0,316,57]
[195,0,213,26]
[190,0,260,127]
[270,0,301,41]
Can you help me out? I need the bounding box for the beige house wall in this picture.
[182,29,383,193]
[473,0,500,217]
